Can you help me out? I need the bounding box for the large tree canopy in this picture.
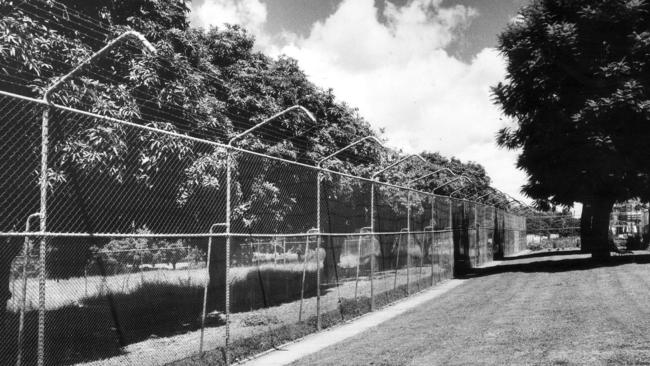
[493,0,650,258]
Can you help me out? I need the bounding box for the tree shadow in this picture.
[465,252,650,278]
[501,249,584,261]
[5,267,327,366]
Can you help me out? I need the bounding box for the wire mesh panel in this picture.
[527,215,579,251]
[321,173,372,234]
[482,205,496,264]
[231,153,318,235]
[408,192,433,294]
[227,233,320,364]
[0,90,532,366]
[5,244,40,366]
[0,95,43,365]
[465,201,478,268]
[0,96,42,235]
[45,109,229,236]
[15,235,207,366]
[373,184,411,296]
[320,233,376,322]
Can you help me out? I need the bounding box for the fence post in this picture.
[299,228,319,323]
[37,107,49,366]
[316,171,322,330]
[475,204,479,265]
[225,150,232,366]
[17,213,41,366]
[448,198,453,279]
[406,191,411,295]
[370,182,375,311]
[429,195,436,286]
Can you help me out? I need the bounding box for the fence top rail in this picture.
[0,226,530,239]
[0,89,516,209]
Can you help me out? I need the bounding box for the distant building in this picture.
[610,200,649,237]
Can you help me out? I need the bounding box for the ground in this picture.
[290,251,650,366]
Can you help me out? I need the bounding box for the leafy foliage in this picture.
[493,0,650,206]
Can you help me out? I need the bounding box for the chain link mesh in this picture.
[0,92,530,365]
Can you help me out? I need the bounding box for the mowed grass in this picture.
[291,252,650,366]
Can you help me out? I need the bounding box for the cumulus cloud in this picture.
[188,0,272,46]
[275,0,527,201]
[188,0,529,202]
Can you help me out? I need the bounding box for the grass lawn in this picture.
[291,251,650,366]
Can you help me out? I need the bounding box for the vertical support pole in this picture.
[475,204,479,266]
[17,214,41,366]
[354,232,361,300]
[316,172,322,330]
[316,233,321,330]
[429,195,432,286]
[84,267,88,298]
[406,191,411,295]
[393,231,400,291]
[298,234,308,322]
[37,107,49,366]
[225,150,232,366]
[298,229,317,322]
[199,231,213,355]
[370,182,375,311]
[448,198,453,279]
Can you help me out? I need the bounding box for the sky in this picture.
[188,0,536,204]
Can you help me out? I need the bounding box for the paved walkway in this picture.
[237,279,466,366]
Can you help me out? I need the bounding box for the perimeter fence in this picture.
[0,90,527,366]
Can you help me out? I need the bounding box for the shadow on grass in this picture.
[466,252,650,278]
[5,267,321,366]
[501,249,584,261]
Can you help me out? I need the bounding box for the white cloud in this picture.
[188,0,271,45]
[276,0,528,201]
[187,0,530,202]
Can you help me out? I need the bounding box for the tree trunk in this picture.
[1,237,22,364]
[208,237,227,311]
[322,236,341,285]
[580,197,614,261]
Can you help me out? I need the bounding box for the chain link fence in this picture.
[0,90,529,365]
[526,214,581,251]
[0,5,531,361]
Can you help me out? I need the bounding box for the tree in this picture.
[0,1,382,354]
[157,240,188,270]
[492,0,650,259]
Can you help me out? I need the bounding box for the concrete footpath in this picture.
[238,279,466,366]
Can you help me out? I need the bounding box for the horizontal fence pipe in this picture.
[0,229,471,239]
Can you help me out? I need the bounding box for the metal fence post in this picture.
[406,191,411,295]
[37,106,49,366]
[370,182,375,311]
[17,213,41,366]
[475,204,479,265]
[449,198,453,279]
[314,170,321,329]
[299,228,318,322]
[225,150,232,366]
